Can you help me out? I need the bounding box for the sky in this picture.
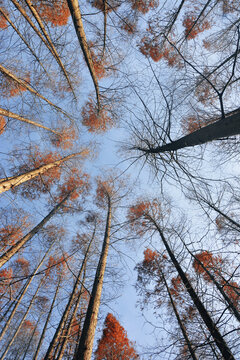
[0,0,240,359]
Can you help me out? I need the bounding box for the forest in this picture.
[0,0,239,359]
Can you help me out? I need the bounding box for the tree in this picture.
[95,313,139,360]
[128,199,236,360]
[0,150,88,195]
[74,179,112,360]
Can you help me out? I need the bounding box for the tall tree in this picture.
[95,313,139,360]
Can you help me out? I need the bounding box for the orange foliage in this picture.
[89,0,116,12]
[120,17,136,34]
[55,168,90,204]
[0,9,8,29]
[183,14,211,40]
[45,254,67,279]
[220,279,240,307]
[181,115,210,134]
[143,248,159,264]
[130,0,158,14]
[88,42,111,80]
[0,72,30,98]
[222,0,239,14]
[0,268,13,294]
[14,257,30,276]
[95,313,139,360]
[15,150,62,199]
[96,179,114,205]
[0,116,6,135]
[170,275,184,299]
[0,215,29,250]
[215,216,225,230]
[32,0,70,26]
[22,320,35,331]
[140,38,182,67]
[129,201,150,221]
[192,251,223,282]
[82,99,113,133]
[51,128,76,150]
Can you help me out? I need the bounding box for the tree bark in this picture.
[0,63,71,119]
[23,0,76,98]
[74,198,111,360]
[0,275,45,360]
[162,272,199,360]
[44,228,95,360]
[151,218,235,360]
[33,275,62,360]
[0,150,87,194]
[0,243,54,342]
[0,7,49,75]
[137,110,240,153]
[0,108,58,135]
[67,0,101,110]
[0,191,72,268]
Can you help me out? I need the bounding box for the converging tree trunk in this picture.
[44,228,95,360]
[23,0,76,97]
[0,191,72,268]
[0,243,54,342]
[67,0,101,109]
[150,217,235,360]
[0,63,71,119]
[74,196,112,360]
[162,271,199,360]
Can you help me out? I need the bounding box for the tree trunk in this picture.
[67,0,100,109]
[151,218,235,360]
[162,272,199,360]
[23,0,76,98]
[0,7,49,75]
[57,268,87,359]
[138,110,240,153]
[0,150,87,194]
[190,250,240,322]
[33,275,62,360]
[0,275,45,360]
[44,228,95,360]
[0,243,54,342]
[0,108,58,135]
[0,63,71,119]
[74,198,111,360]
[0,191,72,268]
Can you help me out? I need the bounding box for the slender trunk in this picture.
[23,0,76,98]
[0,275,45,360]
[190,251,240,322]
[0,243,54,341]
[0,63,71,119]
[10,0,74,98]
[33,276,62,360]
[21,313,41,360]
[151,218,235,360]
[57,268,87,359]
[201,197,240,230]
[162,272,199,360]
[0,191,72,268]
[44,229,95,360]
[67,0,100,109]
[74,199,112,360]
[0,7,49,75]
[137,110,240,153]
[0,108,58,135]
[0,150,87,194]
